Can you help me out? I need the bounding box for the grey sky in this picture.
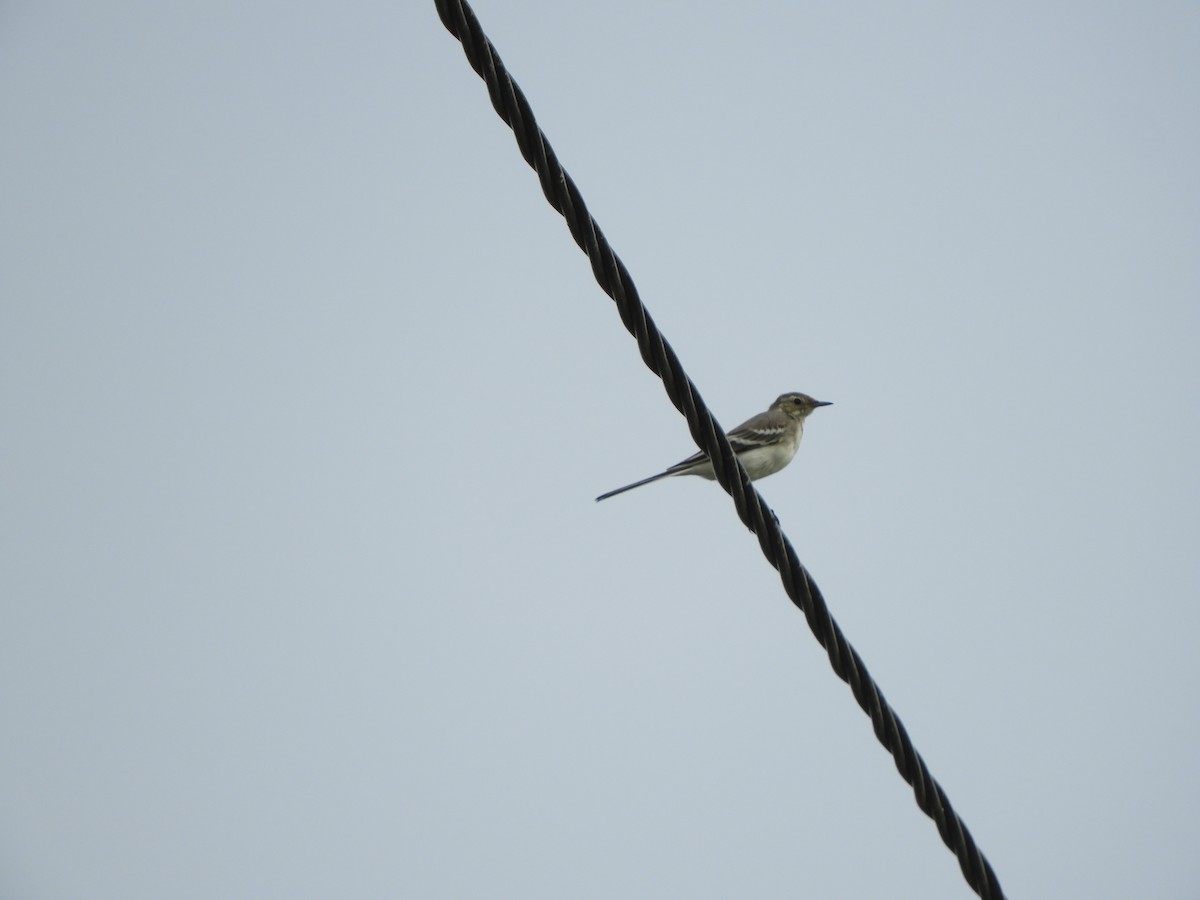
[3,1,1198,898]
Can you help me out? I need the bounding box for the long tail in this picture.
[595,470,672,502]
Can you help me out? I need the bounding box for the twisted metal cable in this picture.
[433,2,1006,897]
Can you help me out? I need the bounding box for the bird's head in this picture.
[773,392,833,419]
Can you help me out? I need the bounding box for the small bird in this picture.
[596,392,831,501]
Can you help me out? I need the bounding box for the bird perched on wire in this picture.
[596,392,831,502]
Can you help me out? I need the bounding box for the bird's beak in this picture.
[815,400,833,407]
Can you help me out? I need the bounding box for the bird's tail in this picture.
[595,470,672,502]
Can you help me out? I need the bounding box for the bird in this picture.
[595,392,831,501]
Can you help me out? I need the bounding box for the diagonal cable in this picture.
[433,2,1007,897]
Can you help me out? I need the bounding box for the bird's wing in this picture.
[664,410,787,473]
[726,410,789,453]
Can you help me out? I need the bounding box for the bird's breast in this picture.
[738,436,799,480]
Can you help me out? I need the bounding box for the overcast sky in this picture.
[3,1,1198,898]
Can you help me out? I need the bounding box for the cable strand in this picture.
[434,2,1007,897]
